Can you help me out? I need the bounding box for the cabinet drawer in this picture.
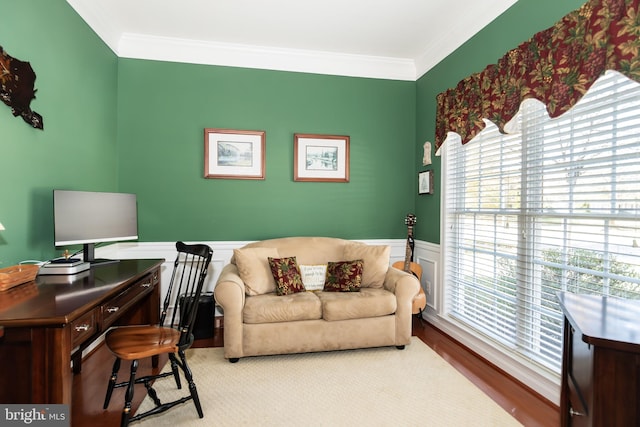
[70,308,97,347]
[101,274,155,328]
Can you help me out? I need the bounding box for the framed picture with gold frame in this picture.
[204,128,265,180]
[294,134,350,182]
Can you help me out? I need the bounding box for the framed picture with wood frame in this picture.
[204,128,266,179]
[294,134,350,182]
[418,170,433,195]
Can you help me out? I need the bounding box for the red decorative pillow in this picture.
[268,256,306,296]
[324,260,363,292]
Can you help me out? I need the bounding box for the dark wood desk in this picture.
[0,259,163,407]
[558,292,640,426]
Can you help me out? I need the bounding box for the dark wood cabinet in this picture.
[558,292,640,426]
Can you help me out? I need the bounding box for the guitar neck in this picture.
[403,226,415,272]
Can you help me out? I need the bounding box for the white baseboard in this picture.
[423,309,561,406]
[410,240,561,406]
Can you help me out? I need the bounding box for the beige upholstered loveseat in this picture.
[213,236,420,362]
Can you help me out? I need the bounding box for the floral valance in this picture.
[435,0,640,150]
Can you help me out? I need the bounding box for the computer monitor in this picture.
[53,190,138,265]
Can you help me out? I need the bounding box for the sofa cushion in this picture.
[243,292,322,324]
[268,256,306,296]
[234,247,279,295]
[317,288,397,321]
[324,260,363,292]
[343,243,390,288]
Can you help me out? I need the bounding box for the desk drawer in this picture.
[101,274,155,328]
[71,308,97,347]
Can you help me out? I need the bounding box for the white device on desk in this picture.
[40,269,91,285]
[38,258,90,275]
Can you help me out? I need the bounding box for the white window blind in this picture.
[442,70,640,372]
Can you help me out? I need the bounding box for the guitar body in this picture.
[392,260,426,314]
[392,260,423,281]
[395,214,427,315]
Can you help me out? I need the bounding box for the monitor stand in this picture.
[83,243,120,268]
[90,258,120,267]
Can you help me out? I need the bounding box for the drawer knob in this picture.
[106,307,120,313]
[569,408,585,417]
[141,282,152,288]
[75,324,90,332]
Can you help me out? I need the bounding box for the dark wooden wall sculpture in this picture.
[0,45,43,129]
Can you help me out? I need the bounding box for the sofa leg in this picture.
[229,358,239,363]
[396,345,405,350]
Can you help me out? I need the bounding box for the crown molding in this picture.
[66,0,121,53]
[67,0,517,82]
[117,33,417,81]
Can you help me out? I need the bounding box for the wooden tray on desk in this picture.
[0,264,39,291]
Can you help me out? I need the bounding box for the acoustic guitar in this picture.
[392,214,427,315]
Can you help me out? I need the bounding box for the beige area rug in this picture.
[137,337,522,426]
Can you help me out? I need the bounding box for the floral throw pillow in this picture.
[324,260,364,292]
[268,256,306,296]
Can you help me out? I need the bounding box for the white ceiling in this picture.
[66,0,517,81]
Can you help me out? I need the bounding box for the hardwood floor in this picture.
[412,317,559,427]
[72,318,559,426]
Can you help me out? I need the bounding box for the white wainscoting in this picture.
[413,240,441,311]
[96,239,409,315]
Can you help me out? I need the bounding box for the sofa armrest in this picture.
[213,263,246,359]
[215,263,247,300]
[383,267,421,345]
[383,267,419,296]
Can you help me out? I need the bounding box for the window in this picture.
[442,70,640,372]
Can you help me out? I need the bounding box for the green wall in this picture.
[415,0,586,243]
[0,0,118,266]
[0,0,593,265]
[117,61,416,241]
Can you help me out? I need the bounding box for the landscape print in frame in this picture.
[294,133,350,182]
[204,128,266,179]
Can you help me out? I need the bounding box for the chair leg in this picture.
[178,350,204,418]
[103,358,121,409]
[168,352,182,389]
[121,359,138,427]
